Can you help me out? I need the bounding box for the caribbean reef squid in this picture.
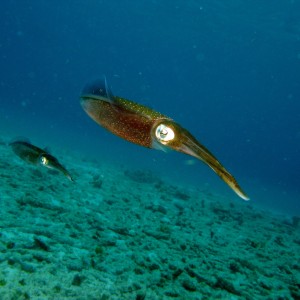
[10,139,73,181]
[80,78,249,200]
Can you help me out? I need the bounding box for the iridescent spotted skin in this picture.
[10,140,73,181]
[80,95,168,148]
[80,78,249,200]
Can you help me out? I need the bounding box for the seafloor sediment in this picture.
[0,137,299,300]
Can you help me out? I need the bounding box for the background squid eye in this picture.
[40,156,48,165]
[155,124,175,143]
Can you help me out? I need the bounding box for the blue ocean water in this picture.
[1,2,300,299]
[1,0,299,213]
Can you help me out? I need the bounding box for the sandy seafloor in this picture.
[0,136,299,300]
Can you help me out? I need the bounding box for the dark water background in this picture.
[1,0,299,214]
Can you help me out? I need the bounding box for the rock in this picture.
[146,204,168,215]
[165,290,180,297]
[34,237,50,251]
[136,292,146,300]
[172,268,183,280]
[214,276,241,295]
[20,262,36,273]
[229,261,241,273]
[72,274,85,286]
[124,169,158,184]
[182,278,197,291]
[110,226,131,236]
[67,260,84,271]
[144,230,170,240]
[185,267,207,284]
[91,174,103,189]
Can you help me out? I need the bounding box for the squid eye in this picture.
[40,156,48,165]
[155,124,175,143]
